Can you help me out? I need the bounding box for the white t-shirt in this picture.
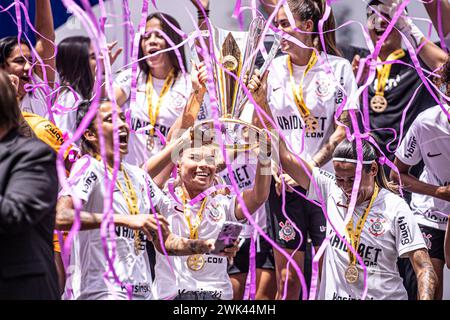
[52,88,83,139]
[395,105,450,231]
[61,156,163,300]
[114,68,192,166]
[153,189,239,300]
[307,168,426,300]
[19,73,51,119]
[268,53,358,172]
[218,151,267,238]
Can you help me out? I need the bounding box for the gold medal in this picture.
[187,254,205,271]
[304,115,319,133]
[147,135,155,151]
[345,264,359,284]
[370,95,388,113]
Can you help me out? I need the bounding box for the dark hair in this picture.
[332,137,399,194]
[75,99,105,156]
[436,54,450,96]
[0,69,21,130]
[56,36,94,99]
[138,12,187,79]
[0,36,32,68]
[287,0,341,57]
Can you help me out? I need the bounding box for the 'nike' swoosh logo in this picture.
[427,152,442,158]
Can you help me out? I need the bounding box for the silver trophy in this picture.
[190,17,280,151]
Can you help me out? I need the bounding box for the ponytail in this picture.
[287,0,342,57]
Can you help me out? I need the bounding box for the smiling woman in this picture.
[113,12,190,167]
[152,138,272,300]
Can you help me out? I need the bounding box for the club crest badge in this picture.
[315,78,331,98]
[368,217,386,237]
[422,232,432,250]
[171,92,185,110]
[207,199,223,222]
[279,220,296,242]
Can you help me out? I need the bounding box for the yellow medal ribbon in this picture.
[94,155,141,255]
[181,190,208,240]
[345,184,380,266]
[287,51,318,119]
[374,49,405,97]
[146,69,175,137]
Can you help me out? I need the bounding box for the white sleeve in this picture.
[218,195,239,222]
[394,200,427,258]
[336,60,359,112]
[114,69,133,100]
[144,173,170,216]
[395,119,422,166]
[59,156,98,202]
[307,167,335,202]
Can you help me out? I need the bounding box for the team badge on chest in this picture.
[207,199,223,222]
[279,220,296,242]
[315,78,332,98]
[171,92,185,111]
[368,217,386,237]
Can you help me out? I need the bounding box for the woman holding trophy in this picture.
[260,0,358,299]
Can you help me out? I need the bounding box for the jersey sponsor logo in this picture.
[368,217,386,237]
[82,171,98,194]
[422,210,448,224]
[130,117,170,138]
[206,199,224,222]
[115,226,146,251]
[330,233,382,267]
[206,255,224,264]
[397,216,413,245]
[44,124,65,144]
[334,76,345,105]
[220,164,252,189]
[177,288,222,300]
[426,152,442,158]
[120,282,151,294]
[278,220,296,242]
[332,292,374,300]
[319,169,336,181]
[276,115,326,138]
[197,102,208,121]
[403,136,417,159]
[422,232,432,250]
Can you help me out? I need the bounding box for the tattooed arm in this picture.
[152,232,214,256]
[310,111,350,168]
[409,248,438,300]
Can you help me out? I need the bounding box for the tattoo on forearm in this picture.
[415,250,437,300]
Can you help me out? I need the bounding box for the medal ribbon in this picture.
[146,68,175,136]
[181,190,208,240]
[375,49,405,97]
[287,51,318,118]
[345,184,379,265]
[95,156,141,252]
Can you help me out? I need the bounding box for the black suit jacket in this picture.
[0,129,59,300]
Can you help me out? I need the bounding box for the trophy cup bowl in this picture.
[190,17,280,152]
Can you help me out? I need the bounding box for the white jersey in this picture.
[19,73,51,119]
[395,105,450,230]
[268,53,358,172]
[114,68,192,166]
[307,168,426,300]
[153,189,239,300]
[61,156,163,300]
[52,88,83,139]
[218,151,267,238]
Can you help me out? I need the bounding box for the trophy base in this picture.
[192,118,263,152]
